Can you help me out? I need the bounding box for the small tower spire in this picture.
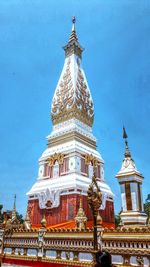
[123,127,131,158]
[11,194,17,222]
[115,128,147,226]
[24,210,31,230]
[13,194,16,212]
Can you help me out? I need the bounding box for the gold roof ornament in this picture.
[85,154,99,167]
[46,153,64,166]
[41,213,47,228]
[11,194,17,222]
[75,196,87,230]
[11,195,20,226]
[24,210,31,230]
[2,195,21,234]
[51,18,94,127]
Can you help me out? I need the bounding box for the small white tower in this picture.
[116,128,147,226]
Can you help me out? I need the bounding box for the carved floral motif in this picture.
[46,153,64,167]
[85,154,99,167]
[27,202,34,221]
[51,58,94,126]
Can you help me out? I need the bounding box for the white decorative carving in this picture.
[69,157,75,171]
[75,156,81,172]
[53,161,59,178]
[100,164,104,180]
[38,188,61,209]
[49,118,96,142]
[89,163,93,179]
[38,165,44,178]
[100,192,107,210]
[118,156,138,175]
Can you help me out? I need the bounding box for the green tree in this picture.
[0,205,3,222]
[115,213,121,227]
[144,194,150,224]
[16,212,24,224]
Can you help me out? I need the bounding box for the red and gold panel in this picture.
[27,195,115,228]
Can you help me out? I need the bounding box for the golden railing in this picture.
[0,226,150,266]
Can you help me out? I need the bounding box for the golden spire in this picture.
[75,196,87,230]
[63,17,83,58]
[78,196,84,215]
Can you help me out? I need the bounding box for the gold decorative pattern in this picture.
[87,174,102,218]
[85,154,99,168]
[87,173,102,252]
[51,58,94,127]
[46,153,64,166]
[41,214,47,228]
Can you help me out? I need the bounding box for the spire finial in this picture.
[41,212,47,228]
[72,16,76,32]
[63,16,83,58]
[13,194,16,212]
[123,126,128,140]
[69,16,77,42]
[72,16,76,25]
[123,127,131,158]
[11,194,17,221]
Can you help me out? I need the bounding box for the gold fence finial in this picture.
[75,195,87,231]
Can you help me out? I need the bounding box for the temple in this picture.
[0,18,150,267]
[27,18,115,228]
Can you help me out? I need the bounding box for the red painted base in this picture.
[3,257,79,267]
[28,194,115,227]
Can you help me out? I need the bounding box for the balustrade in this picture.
[73,251,79,261]
[56,250,61,259]
[0,227,149,267]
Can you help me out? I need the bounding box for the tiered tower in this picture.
[27,18,114,227]
[116,128,147,225]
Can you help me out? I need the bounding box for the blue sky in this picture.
[0,0,150,215]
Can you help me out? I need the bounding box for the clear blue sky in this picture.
[0,0,150,216]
